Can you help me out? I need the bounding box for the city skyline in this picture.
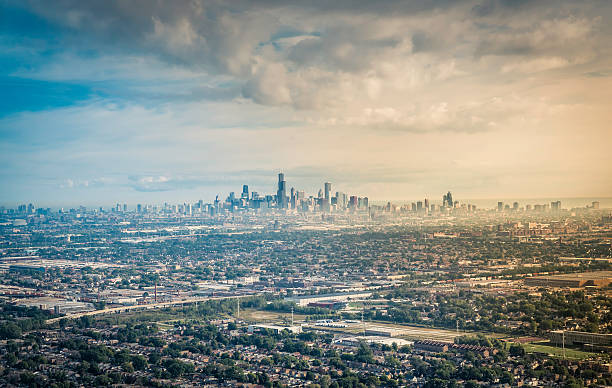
[1,1,612,205]
[3,170,610,212]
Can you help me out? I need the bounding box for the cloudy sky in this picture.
[1,0,611,207]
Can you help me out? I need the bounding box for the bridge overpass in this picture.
[46,294,256,324]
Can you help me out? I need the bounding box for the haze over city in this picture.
[1,0,612,207]
[2,2,612,388]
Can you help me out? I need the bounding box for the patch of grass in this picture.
[523,342,596,360]
[239,308,306,324]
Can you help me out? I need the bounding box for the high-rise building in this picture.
[290,187,296,209]
[277,173,287,208]
[335,192,346,209]
[498,202,504,212]
[349,196,358,209]
[424,198,430,211]
[242,185,249,199]
[324,182,331,201]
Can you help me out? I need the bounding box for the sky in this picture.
[1,0,611,207]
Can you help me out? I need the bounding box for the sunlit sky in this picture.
[1,0,611,207]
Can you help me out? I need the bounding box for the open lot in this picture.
[239,308,307,324]
[522,342,597,360]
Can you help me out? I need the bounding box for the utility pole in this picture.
[562,331,566,359]
[362,308,365,336]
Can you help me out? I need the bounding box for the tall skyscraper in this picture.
[442,192,453,208]
[277,173,287,208]
[242,185,249,199]
[324,182,331,201]
[290,187,296,209]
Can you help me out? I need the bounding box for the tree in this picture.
[509,344,525,357]
[0,323,22,339]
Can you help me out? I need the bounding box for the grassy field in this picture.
[239,308,307,324]
[304,320,489,342]
[522,342,596,360]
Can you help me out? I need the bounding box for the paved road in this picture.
[46,294,254,324]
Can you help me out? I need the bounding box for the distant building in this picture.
[414,340,494,357]
[248,324,302,335]
[324,182,331,201]
[524,271,612,288]
[550,331,612,347]
[307,301,346,310]
[286,291,372,306]
[277,173,287,208]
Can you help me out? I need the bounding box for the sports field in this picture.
[522,342,596,360]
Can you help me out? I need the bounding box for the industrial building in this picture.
[285,291,372,306]
[550,331,612,349]
[523,271,612,288]
[247,324,302,335]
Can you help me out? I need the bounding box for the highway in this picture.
[46,294,254,324]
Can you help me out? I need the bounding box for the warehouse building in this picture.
[523,271,611,288]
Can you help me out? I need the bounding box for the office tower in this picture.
[551,201,561,211]
[324,182,331,201]
[363,197,369,209]
[349,196,358,209]
[137,204,142,213]
[335,192,346,209]
[242,185,249,199]
[445,192,453,208]
[498,202,503,212]
[417,201,423,211]
[277,173,287,208]
[411,202,417,212]
[290,187,296,209]
[513,202,519,211]
[424,198,429,211]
